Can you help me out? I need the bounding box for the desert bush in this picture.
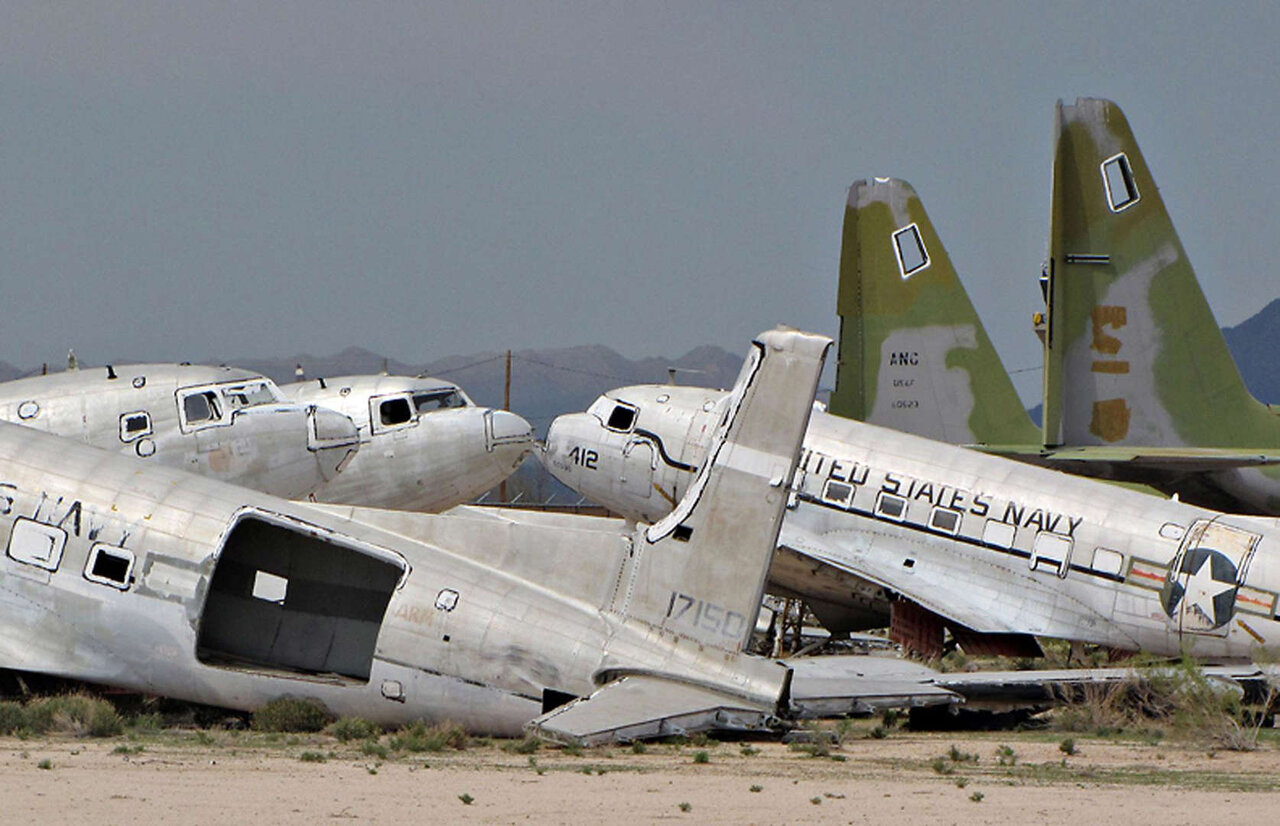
[27,694,123,737]
[251,697,332,733]
[389,721,469,753]
[329,717,380,742]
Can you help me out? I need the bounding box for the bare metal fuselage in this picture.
[544,386,1280,660]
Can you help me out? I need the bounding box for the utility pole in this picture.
[499,349,512,503]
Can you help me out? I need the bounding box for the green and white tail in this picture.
[830,177,1039,446]
[1042,98,1279,450]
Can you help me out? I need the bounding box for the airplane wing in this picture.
[527,675,782,746]
[786,656,961,718]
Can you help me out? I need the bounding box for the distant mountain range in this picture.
[1,296,1276,467]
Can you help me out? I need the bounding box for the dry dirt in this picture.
[4,727,1280,825]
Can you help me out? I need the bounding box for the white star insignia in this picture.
[1180,554,1235,626]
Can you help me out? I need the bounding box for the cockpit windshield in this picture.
[221,381,284,410]
[413,389,468,414]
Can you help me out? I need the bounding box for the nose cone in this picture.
[486,408,535,471]
[308,405,360,480]
[538,413,587,486]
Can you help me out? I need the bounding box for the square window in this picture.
[606,404,638,432]
[822,480,854,508]
[1101,153,1140,211]
[435,589,459,611]
[892,224,929,278]
[6,519,66,571]
[251,570,288,603]
[379,397,413,427]
[85,544,135,590]
[119,411,152,443]
[876,492,907,521]
[928,507,961,535]
[982,519,1016,549]
[1031,531,1073,576]
[1091,547,1124,577]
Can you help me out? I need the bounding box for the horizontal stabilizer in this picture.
[528,675,780,746]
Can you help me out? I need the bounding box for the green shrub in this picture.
[329,717,380,742]
[389,721,469,753]
[27,694,123,737]
[251,698,332,733]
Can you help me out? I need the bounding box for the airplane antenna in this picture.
[318,377,327,390]
[67,350,78,371]
[106,365,117,380]
[381,358,389,376]
[665,366,708,386]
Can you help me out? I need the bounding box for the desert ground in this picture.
[5,723,1280,826]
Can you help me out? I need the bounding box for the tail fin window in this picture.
[1101,153,1140,212]
[892,224,929,278]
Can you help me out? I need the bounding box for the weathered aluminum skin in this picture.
[543,384,1280,661]
[285,375,533,511]
[0,364,356,499]
[0,330,833,741]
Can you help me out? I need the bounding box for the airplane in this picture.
[543,362,1280,661]
[2,327,949,744]
[283,374,534,511]
[0,363,358,500]
[831,101,1280,514]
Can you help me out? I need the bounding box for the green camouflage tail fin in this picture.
[829,177,1039,445]
[1043,98,1277,449]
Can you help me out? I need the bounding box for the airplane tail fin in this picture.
[829,178,1039,445]
[1043,98,1275,448]
[621,327,829,654]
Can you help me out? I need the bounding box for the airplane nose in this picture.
[485,409,535,469]
[307,406,360,479]
[537,414,581,484]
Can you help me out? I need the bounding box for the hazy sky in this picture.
[3,2,1277,402]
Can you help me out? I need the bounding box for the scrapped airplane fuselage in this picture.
[0,364,357,499]
[543,385,1280,660]
[0,330,829,743]
[284,376,534,511]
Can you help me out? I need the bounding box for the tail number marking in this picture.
[664,591,747,639]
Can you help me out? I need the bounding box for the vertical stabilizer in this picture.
[623,328,829,654]
[1044,98,1276,449]
[830,178,1038,445]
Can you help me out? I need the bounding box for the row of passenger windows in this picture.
[6,518,135,590]
[821,479,1123,579]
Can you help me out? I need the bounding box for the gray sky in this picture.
[3,1,1277,402]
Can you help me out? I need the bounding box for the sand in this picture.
[4,729,1280,825]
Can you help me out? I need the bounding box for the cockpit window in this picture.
[605,403,638,432]
[414,389,468,413]
[379,397,414,427]
[182,391,222,425]
[221,381,281,409]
